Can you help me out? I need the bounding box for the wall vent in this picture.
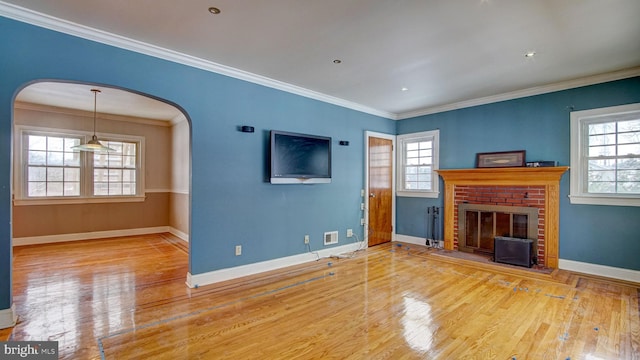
[324,231,338,246]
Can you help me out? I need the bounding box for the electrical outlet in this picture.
[347,229,353,237]
[360,189,365,197]
[360,203,364,210]
[304,235,309,244]
[360,218,365,226]
[235,245,242,256]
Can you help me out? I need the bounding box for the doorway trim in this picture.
[364,131,396,245]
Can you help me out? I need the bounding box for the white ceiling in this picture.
[15,82,184,121]
[3,0,640,120]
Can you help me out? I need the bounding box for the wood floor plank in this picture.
[4,235,639,359]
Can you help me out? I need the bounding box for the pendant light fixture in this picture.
[72,88,115,152]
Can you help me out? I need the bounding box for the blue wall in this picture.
[2,15,639,314]
[397,77,640,271]
[0,17,394,309]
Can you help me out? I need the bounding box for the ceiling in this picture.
[15,82,184,122]
[3,0,640,120]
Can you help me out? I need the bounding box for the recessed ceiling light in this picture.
[208,7,221,14]
[524,51,536,58]
[401,87,409,92]
[333,59,342,64]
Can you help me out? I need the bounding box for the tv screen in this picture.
[270,130,331,184]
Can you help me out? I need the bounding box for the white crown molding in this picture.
[0,2,395,120]
[397,67,640,120]
[3,2,638,122]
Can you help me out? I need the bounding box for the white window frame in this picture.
[396,130,440,198]
[92,139,140,197]
[570,103,640,207]
[14,125,146,205]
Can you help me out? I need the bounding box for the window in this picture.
[93,141,138,196]
[397,130,439,198]
[25,134,82,197]
[16,127,144,204]
[570,103,640,207]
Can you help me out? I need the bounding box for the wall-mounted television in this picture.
[270,130,332,184]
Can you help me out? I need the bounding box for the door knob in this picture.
[370,193,375,198]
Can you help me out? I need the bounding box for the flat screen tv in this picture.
[270,130,332,184]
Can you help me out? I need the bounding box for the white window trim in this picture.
[569,103,640,207]
[13,125,146,206]
[396,129,440,198]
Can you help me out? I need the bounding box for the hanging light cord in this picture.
[92,90,97,135]
[92,89,100,137]
[71,88,114,152]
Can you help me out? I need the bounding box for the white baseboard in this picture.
[0,303,17,329]
[168,227,189,242]
[186,241,364,288]
[393,234,428,246]
[559,259,640,284]
[393,235,640,284]
[12,226,171,246]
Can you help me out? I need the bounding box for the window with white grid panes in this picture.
[397,130,439,198]
[570,103,640,206]
[16,126,143,203]
[25,134,82,197]
[586,119,640,194]
[404,140,433,190]
[93,141,137,196]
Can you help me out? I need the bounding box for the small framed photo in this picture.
[476,150,526,168]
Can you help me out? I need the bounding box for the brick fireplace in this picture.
[437,167,569,268]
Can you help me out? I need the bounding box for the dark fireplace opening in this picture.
[458,204,539,263]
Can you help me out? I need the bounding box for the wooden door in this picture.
[368,136,393,247]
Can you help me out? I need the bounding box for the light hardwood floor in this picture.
[2,234,639,359]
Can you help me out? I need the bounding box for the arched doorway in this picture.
[8,81,192,328]
[13,81,190,243]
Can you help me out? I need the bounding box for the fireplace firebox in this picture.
[458,204,538,263]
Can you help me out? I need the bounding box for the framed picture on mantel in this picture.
[476,150,526,168]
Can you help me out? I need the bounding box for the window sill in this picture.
[397,191,440,199]
[568,194,640,207]
[13,195,147,206]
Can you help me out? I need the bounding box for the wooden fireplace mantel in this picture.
[437,167,569,268]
